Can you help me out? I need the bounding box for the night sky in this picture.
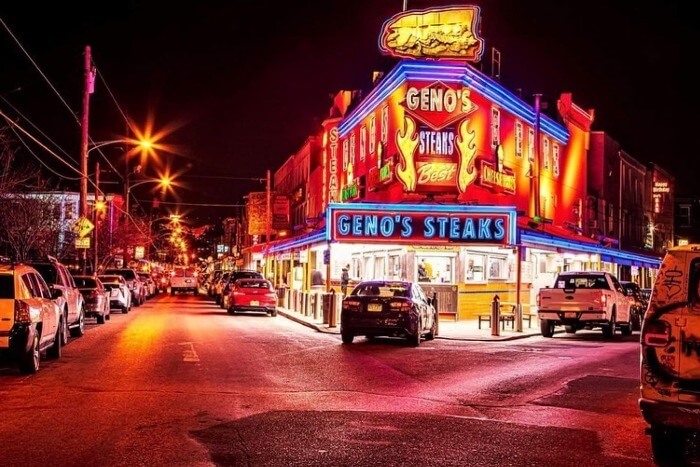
[0,1,694,223]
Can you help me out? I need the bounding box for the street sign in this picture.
[75,237,90,249]
[323,249,330,265]
[72,216,94,238]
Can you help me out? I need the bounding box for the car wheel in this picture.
[632,310,642,331]
[408,320,422,347]
[425,313,438,340]
[97,312,106,324]
[602,311,617,339]
[70,307,85,337]
[650,425,686,465]
[564,325,577,334]
[19,333,40,374]
[341,331,354,344]
[122,305,129,314]
[620,319,633,336]
[171,289,175,296]
[270,308,277,317]
[540,319,555,338]
[194,289,199,296]
[60,310,69,346]
[47,320,62,359]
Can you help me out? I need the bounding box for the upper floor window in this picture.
[381,106,389,144]
[528,128,535,163]
[543,137,550,171]
[342,139,349,171]
[349,134,356,166]
[369,115,376,155]
[359,126,367,162]
[491,107,501,149]
[553,143,560,177]
[515,120,523,158]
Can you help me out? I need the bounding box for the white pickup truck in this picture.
[536,271,632,338]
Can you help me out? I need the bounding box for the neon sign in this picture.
[378,6,484,61]
[327,203,516,246]
[479,145,516,194]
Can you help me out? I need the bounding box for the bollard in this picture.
[491,294,500,337]
[515,303,523,332]
[302,292,309,316]
[313,293,322,321]
[329,292,342,328]
[322,292,331,324]
[432,291,439,337]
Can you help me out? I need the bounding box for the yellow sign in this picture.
[379,6,484,61]
[134,246,145,260]
[72,216,95,238]
[75,237,90,249]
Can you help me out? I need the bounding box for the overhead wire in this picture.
[94,67,134,134]
[7,125,82,180]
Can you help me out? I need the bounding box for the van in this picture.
[640,244,700,463]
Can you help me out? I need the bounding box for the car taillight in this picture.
[536,293,541,308]
[389,300,412,312]
[161,277,167,284]
[642,319,671,347]
[600,292,607,308]
[14,300,31,323]
[343,300,360,312]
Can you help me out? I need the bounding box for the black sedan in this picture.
[340,280,438,346]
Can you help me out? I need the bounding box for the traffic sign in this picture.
[72,216,94,238]
[75,237,91,249]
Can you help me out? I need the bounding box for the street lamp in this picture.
[125,176,171,216]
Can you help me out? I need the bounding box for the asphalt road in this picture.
[0,293,655,466]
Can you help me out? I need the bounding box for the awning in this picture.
[269,228,326,254]
[519,222,662,269]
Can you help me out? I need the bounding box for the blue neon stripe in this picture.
[338,61,569,145]
[326,203,518,244]
[520,232,661,267]
[269,230,326,253]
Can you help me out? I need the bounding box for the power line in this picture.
[136,199,245,208]
[94,67,134,134]
[179,174,266,182]
[7,125,82,180]
[0,16,81,129]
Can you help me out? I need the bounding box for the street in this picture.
[0,294,653,467]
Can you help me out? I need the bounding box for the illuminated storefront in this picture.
[257,5,661,320]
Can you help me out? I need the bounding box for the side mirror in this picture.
[51,289,63,299]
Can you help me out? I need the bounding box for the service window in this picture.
[465,253,486,282]
[488,256,508,280]
[417,255,454,284]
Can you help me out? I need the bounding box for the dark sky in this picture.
[0,1,695,224]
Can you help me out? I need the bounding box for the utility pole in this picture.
[266,169,272,279]
[80,45,94,274]
[93,161,100,274]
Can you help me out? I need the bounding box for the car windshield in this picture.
[353,282,410,297]
[554,275,608,289]
[174,269,194,277]
[231,272,263,282]
[74,277,97,288]
[0,274,14,299]
[31,263,58,284]
[237,279,271,289]
[104,269,136,280]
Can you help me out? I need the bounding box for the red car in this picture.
[226,279,277,316]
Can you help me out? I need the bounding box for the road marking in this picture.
[180,342,200,362]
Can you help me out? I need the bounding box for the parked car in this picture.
[28,258,86,341]
[340,280,438,346]
[620,280,646,331]
[138,272,157,298]
[73,275,110,324]
[213,271,230,304]
[99,275,131,313]
[226,278,277,316]
[640,244,700,464]
[0,263,63,373]
[103,268,144,306]
[169,267,199,295]
[207,270,223,297]
[536,271,632,338]
[221,269,264,308]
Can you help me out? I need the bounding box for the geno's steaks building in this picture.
[246,6,661,320]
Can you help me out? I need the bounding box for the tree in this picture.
[0,128,66,261]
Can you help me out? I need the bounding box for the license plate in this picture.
[250,301,259,306]
[185,279,193,283]
[565,312,577,318]
[367,303,383,312]
[111,290,119,297]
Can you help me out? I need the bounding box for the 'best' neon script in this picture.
[332,211,509,245]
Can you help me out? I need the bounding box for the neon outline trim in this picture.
[338,61,569,144]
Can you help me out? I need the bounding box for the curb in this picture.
[276,308,546,342]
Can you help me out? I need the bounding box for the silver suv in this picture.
[103,268,144,306]
[28,258,85,341]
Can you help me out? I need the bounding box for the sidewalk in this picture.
[276,306,543,342]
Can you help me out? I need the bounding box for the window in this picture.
[32,263,58,285]
[349,134,356,166]
[342,140,349,170]
[1,274,16,299]
[465,253,486,282]
[488,256,508,280]
[381,106,389,144]
[360,125,367,162]
[74,277,97,288]
[543,138,550,171]
[369,116,376,155]
[417,255,454,283]
[528,128,535,163]
[515,120,523,158]
[491,107,500,148]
